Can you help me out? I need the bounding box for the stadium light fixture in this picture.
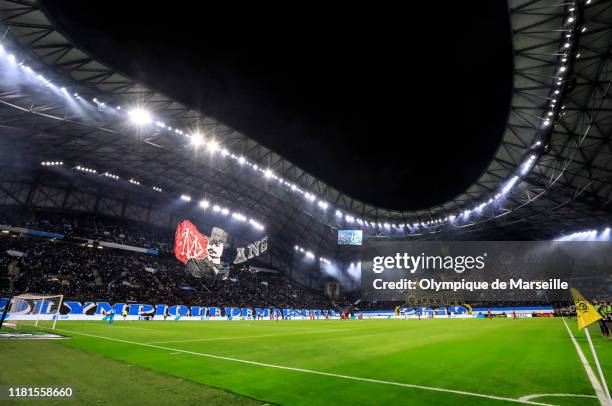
[232,212,247,222]
[207,140,220,153]
[520,155,536,175]
[180,194,191,202]
[221,208,230,215]
[128,108,152,125]
[318,201,328,210]
[264,168,273,178]
[249,219,264,230]
[76,165,96,173]
[190,133,204,147]
[41,161,63,167]
[501,176,519,195]
[199,200,210,209]
[103,172,120,180]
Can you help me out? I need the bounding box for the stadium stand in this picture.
[0,208,331,310]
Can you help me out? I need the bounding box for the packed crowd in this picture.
[0,207,172,253]
[0,208,333,310]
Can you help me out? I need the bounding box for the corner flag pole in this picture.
[570,288,612,403]
[585,326,612,403]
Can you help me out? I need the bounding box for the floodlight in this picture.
[190,133,204,147]
[232,213,247,221]
[128,109,152,125]
[207,140,220,153]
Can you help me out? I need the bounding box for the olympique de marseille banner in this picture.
[0,297,333,320]
[174,220,268,279]
[0,298,555,321]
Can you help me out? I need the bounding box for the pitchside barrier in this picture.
[0,297,555,321]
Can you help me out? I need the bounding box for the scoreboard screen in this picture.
[338,230,363,245]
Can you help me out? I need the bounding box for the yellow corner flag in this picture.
[571,288,602,330]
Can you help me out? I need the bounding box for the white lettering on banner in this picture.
[234,236,268,264]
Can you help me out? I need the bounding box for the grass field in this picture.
[0,317,610,405]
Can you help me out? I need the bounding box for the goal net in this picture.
[2,293,64,330]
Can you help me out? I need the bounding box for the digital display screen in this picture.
[338,230,363,245]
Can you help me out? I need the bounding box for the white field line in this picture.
[52,327,552,405]
[561,318,610,406]
[518,393,597,402]
[148,328,349,344]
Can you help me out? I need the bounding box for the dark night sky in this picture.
[41,1,513,210]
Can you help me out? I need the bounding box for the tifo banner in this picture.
[361,241,612,302]
[174,220,228,280]
[174,220,209,264]
[174,220,269,280]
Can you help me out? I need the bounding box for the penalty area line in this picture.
[52,327,552,405]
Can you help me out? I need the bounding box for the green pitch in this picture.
[0,318,610,405]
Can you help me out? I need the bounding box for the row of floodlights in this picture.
[294,245,330,264]
[180,195,265,230]
[40,161,264,230]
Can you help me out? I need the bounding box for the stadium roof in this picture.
[1,0,612,274]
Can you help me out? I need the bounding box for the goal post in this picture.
[6,293,64,330]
